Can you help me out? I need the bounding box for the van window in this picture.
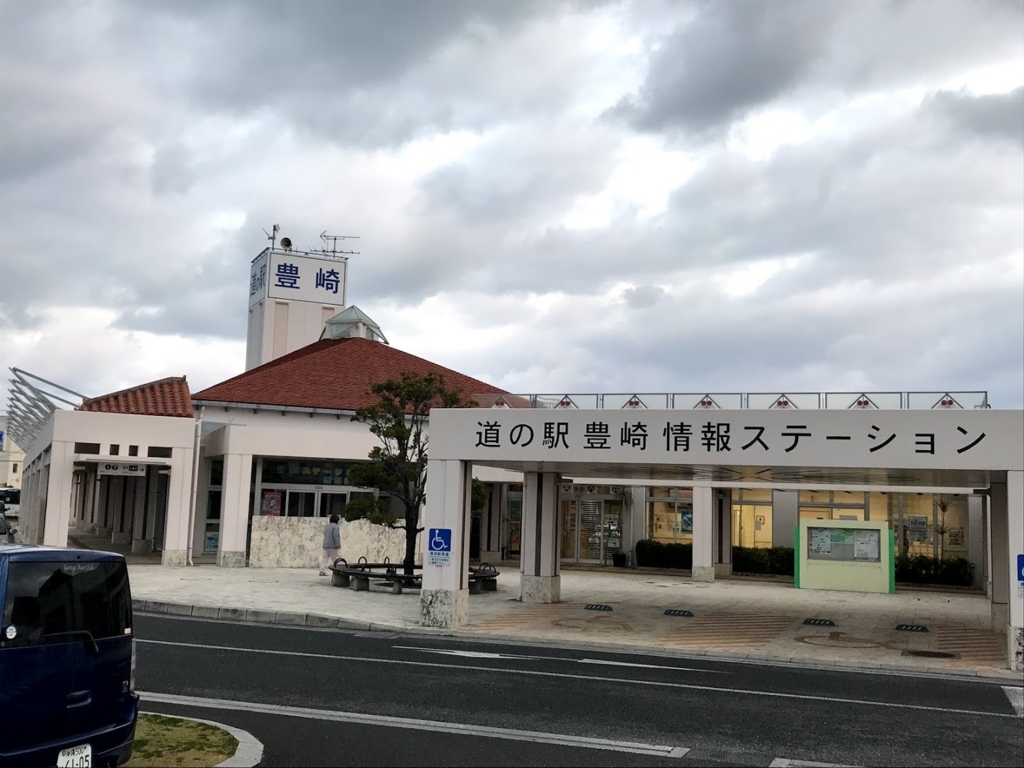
[1,561,131,648]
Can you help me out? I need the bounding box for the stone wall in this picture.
[249,516,422,568]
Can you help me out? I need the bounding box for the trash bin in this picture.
[612,552,627,568]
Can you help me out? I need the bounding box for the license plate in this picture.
[57,743,91,768]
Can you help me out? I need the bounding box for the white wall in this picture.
[249,516,422,568]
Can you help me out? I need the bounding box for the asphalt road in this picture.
[134,614,1024,767]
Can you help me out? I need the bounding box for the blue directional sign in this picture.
[427,528,452,567]
[1017,553,1024,582]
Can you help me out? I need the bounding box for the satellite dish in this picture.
[280,237,292,250]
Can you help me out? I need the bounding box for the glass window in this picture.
[210,459,224,487]
[261,458,353,486]
[800,489,832,504]
[207,490,222,521]
[147,447,173,459]
[737,487,772,503]
[12,464,18,474]
[109,444,120,456]
[2,560,132,647]
[286,491,316,517]
[73,442,100,455]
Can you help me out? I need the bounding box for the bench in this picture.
[327,559,500,595]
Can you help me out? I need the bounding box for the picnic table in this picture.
[328,558,500,595]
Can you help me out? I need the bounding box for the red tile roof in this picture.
[79,376,194,418]
[191,338,508,411]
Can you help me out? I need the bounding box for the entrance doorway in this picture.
[561,497,623,564]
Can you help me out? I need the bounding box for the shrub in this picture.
[635,539,692,569]
[733,546,795,576]
[343,497,396,526]
[895,555,974,587]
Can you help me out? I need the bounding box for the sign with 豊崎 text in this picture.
[249,250,347,308]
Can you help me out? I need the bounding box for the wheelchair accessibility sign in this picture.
[427,528,453,567]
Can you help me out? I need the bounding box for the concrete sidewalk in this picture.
[128,564,1023,683]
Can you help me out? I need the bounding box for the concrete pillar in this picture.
[420,459,472,628]
[1000,472,1023,671]
[95,475,114,537]
[772,490,798,547]
[85,468,100,533]
[161,447,194,566]
[715,488,733,577]
[112,477,133,545]
[41,442,74,548]
[990,480,1009,635]
[131,469,153,554]
[968,494,985,589]
[217,453,252,567]
[692,485,714,582]
[519,472,560,602]
[479,483,502,563]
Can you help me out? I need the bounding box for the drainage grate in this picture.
[664,609,694,617]
[895,624,929,633]
[903,650,957,659]
[803,618,836,626]
[584,604,613,612]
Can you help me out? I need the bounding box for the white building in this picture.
[0,414,25,490]
[7,239,1023,669]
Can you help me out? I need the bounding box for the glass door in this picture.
[561,500,578,560]
[286,490,316,517]
[579,500,602,562]
[602,500,623,564]
[319,491,347,519]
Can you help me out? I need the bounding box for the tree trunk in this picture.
[404,505,418,575]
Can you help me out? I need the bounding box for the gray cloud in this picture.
[618,0,841,134]
[927,86,1024,147]
[1,0,1022,413]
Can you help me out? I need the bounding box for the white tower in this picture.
[245,237,350,370]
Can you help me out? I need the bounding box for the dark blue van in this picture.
[0,545,138,767]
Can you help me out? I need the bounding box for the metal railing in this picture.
[472,391,990,410]
[5,368,86,451]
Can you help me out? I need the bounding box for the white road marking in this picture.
[769,760,856,767]
[136,639,1021,719]
[391,645,725,672]
[138,691,690,758]
[1003,686,1024,717]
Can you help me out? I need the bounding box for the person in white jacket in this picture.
[319,514,341,575]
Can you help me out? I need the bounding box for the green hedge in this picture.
[634,539,692,569]
[895,555,974,587]
[732,546,795,576]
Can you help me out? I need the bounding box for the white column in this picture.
[1003,471,1023,671]
[519,471,560,602]
[420,459,472,628]
[968,494,985,589]
[217,453,252,568]
[990,479,1010,634]
[692,485,714,582]
[161,447,193,566]
[41,442,74,548]
[715,488,733,577]
[131,470,153,554]
[96,476,115,537]
[112,477,134,545]
[480,483,503,563]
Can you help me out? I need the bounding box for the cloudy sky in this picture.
[1,0,1022,421]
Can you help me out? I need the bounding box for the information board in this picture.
[808,527,881,562]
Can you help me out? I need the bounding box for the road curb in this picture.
[134,598,1024,685]
[139,711,264,768]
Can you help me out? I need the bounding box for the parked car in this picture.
[0,489,19,518]
[0,512,15,544]
[0,545,138,767]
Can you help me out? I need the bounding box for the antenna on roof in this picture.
[262,223,280,250]
[316,231,360,258]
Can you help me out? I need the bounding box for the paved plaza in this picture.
[128,563,1022,681]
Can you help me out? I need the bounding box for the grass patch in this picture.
[126,713,238,768]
